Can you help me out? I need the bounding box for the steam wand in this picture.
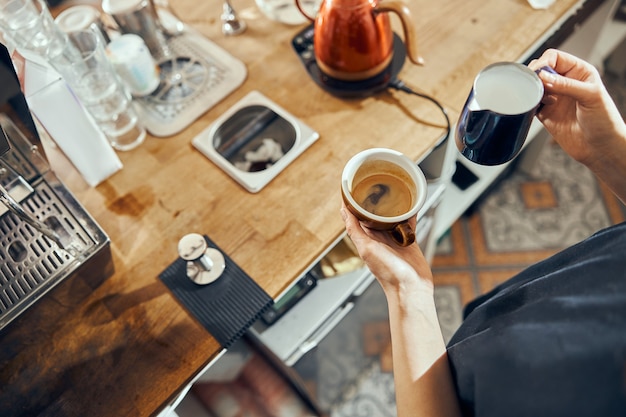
[0,183,66,250]
[0,128,79,255]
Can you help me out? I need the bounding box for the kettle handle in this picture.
[376,0,424,66]
[295,0,316,22]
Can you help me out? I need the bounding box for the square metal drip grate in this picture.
[135,28,247,137]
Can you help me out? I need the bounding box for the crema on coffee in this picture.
[351,160,414,217]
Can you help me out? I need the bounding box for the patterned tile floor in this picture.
[321,44,626,417]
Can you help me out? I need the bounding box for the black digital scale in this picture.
[260,269,319,325]
[291,25,407,98]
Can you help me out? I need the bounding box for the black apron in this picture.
[447,222,626,417]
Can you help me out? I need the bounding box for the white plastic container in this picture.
[106,34,160,97]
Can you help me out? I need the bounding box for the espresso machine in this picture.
[0,43,112,331]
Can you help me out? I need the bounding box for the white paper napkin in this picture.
[22,55,123,187]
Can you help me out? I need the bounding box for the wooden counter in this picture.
[0,0,589,415]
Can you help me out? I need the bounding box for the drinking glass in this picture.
[48,29,146,151]
[0,0,65,56]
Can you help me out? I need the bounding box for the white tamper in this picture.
[177,233,226,285]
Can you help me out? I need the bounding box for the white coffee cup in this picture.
[341,148,428,246]
[54,5,111,43]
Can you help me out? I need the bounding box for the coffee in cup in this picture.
[341,148,428,246]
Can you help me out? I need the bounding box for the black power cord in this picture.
[389,78,452,147]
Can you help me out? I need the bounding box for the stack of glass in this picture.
[0,0,146,151]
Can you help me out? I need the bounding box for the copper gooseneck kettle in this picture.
[295,0,423,81]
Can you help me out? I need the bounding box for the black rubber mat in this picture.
[159,235,273,348]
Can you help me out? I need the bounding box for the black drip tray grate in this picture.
[0,180,98,326]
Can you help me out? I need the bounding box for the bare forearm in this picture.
[340,206,462,415]
[383,283,462,417]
